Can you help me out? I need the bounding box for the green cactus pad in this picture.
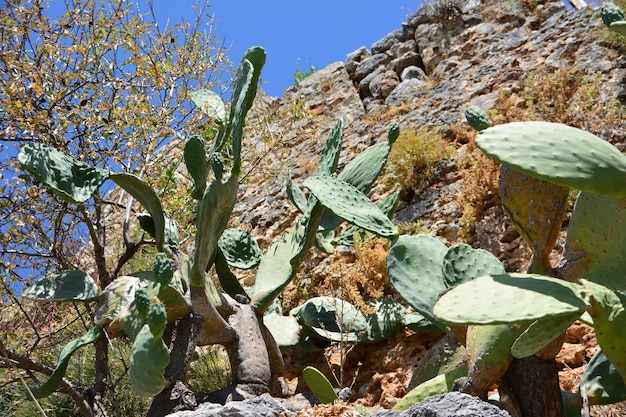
[303,176,398,238]
[315,119,344,177]
[32,327,103,398]
[464,323,526,396]
[602,3,626,27]
[465,105,491,131]
[433,273,589,325]
[191,175,238,287]
[302,366,338,404]
[442,243,505,288]
[387,234,449,331]
[499,166,569,273]
[191,89,226,123]
[559,192,626,289]
[394,366,468,411]
[18,143,110,203]
[229,47,266,176]
[214,247,248,299]
[209,152,224,181]
[476,122,626,199]
[286,176,308,213]
[387,122,400,145]
[582,280,626,383]
[21,270,99,302]
[153,253,174,288]
[511,312,581,358]
[251,222,307,312]
[263,312,301,347]
[136,214,180,252]
[218,228,262,270]
[120,304,146,342]
[362,297,405,341]
[251,202,324,313]
[581,349,626,405]
[130,324,169,397]
[332,192,400,246]
[148,301,167,340]
[134,288,151,320]
[110,172,167,251]
[320,141,393,231]
[290,296,367,342]
[184,135,208,198]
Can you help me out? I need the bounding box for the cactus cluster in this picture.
[386,235,505,332]
[16,44,411,403]
[386,235,518,405]
[426,93,626,409]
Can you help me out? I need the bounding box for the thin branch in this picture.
[0,338,95,417]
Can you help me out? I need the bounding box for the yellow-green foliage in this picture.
[382,127,454,196]
[186,346,232,393]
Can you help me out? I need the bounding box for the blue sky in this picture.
[155,1,425,97]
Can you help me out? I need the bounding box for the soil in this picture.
[284,321,626,416]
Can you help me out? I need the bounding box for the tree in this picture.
[0,1,231,415]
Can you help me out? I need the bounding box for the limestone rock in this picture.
[373,392,511,417]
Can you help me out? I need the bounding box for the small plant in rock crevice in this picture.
[381,127,454,201]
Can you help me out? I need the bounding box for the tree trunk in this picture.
[88,336,110,417]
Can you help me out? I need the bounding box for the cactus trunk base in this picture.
[147,314,203,416]
[501,356,564,417]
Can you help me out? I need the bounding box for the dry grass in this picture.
[492,67,626,143]
[362,101,412,128]
[382,126,455,199]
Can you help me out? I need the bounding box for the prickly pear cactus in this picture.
[303,175,398,238]
[148,300,167,340]
[218,227,262,270]
[154,253,174,288]
[135,288,151,320]
[511,311,581,359]
[558,192,626,289]
[184,135,208,199]
[465,105,491,131]
[387,234,449,331]
[302,366,339,404]
[456,323,526,399]
[581,280,626,382]
[498,165,569,274]
[602,3,626,28]
[442,243,505,287]
[129,324,169,397]
[210,152,225,181]
[581,349,626,405]
[476,121,626,199]
[433,274,589,325]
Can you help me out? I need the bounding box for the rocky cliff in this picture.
[237,0,625,268]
